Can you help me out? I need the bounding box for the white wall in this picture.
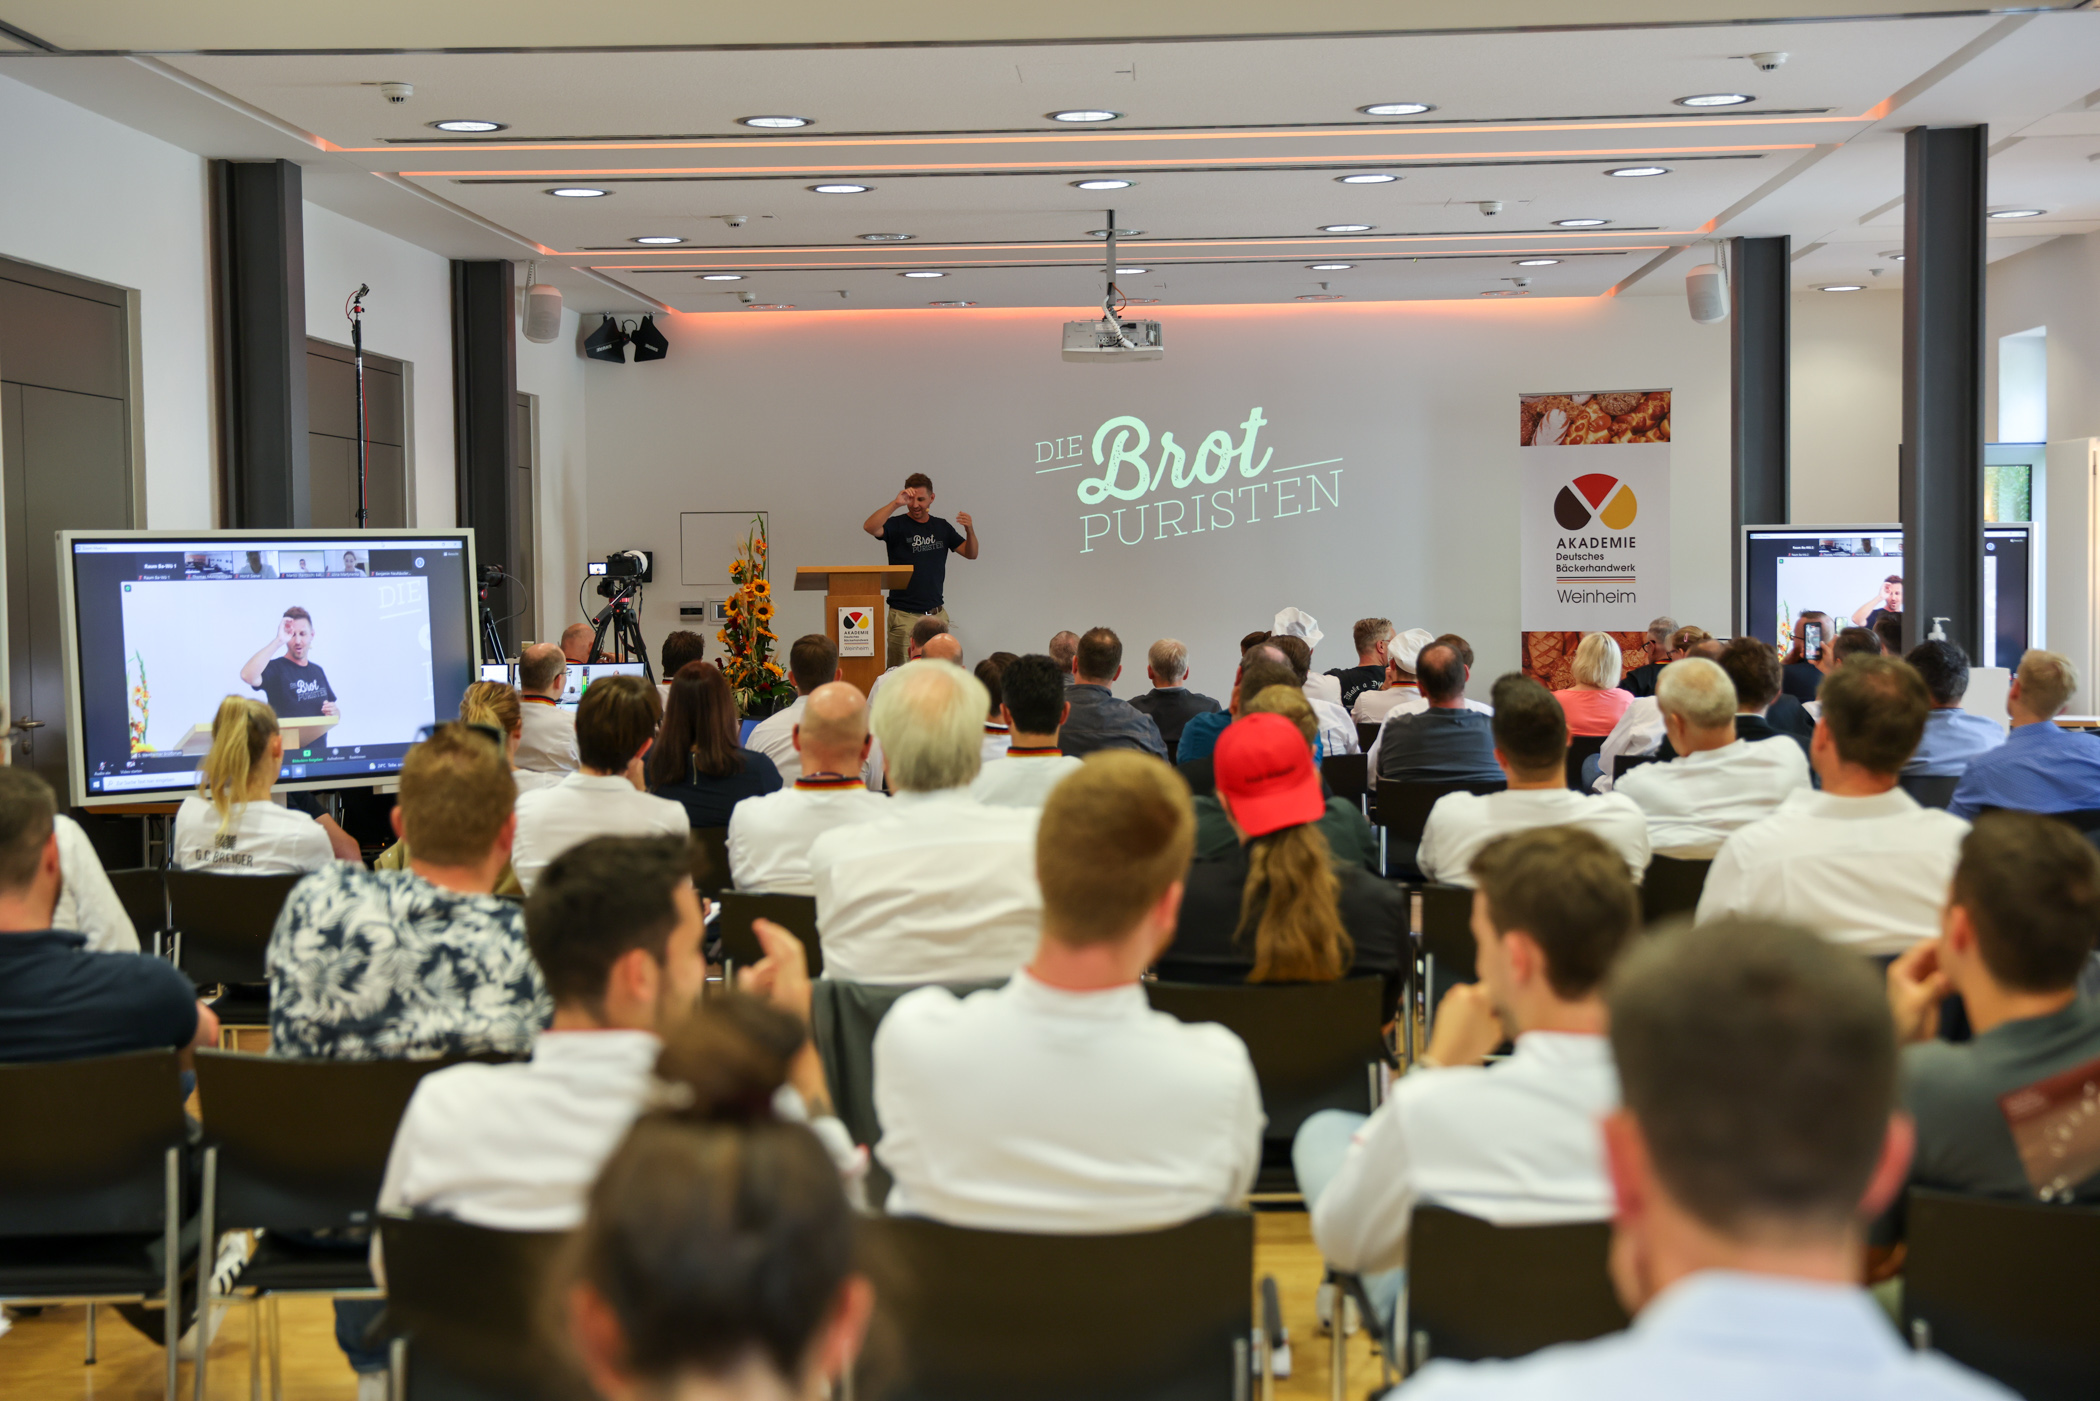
[1791,287,1903,525]
[1987,230,2100,445]
[579,296,1733,691]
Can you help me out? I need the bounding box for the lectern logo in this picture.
[1554,473,1639,532]
[843,610,869,629]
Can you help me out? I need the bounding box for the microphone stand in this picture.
[347,284,370,528]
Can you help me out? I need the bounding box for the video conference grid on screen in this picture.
[70,536,476,799]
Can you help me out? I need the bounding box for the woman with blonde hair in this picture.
[171,696,335,874]
[1551,632,1633,737]
[458,679,562,795]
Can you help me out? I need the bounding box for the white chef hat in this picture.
[1271,607,1323,649]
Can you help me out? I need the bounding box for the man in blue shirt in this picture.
[1947,650,2100,819]
[863,472,980,667]
[1057,627,1167,759]
[1902,641,2006,780]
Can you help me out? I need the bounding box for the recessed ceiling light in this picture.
[1072,178,1134,190]
[1360,102,1435,116]
[930,300,978,307]
[739,115,812,129]
[1881,250,1906,261]
[901,270,946,278]
[1515,258,1562,266]
[431,119,506,133]
[1554,218,1610,227]
[1336,173,1400,184]
[1819,284,1865,292]
[1308,263,1354,271]
[858,233,914,242]
[1297,294,1346,301]
[633,235,685,245]
[1085,228,1144,238]
[810,183,870,194]
[1606,166,1670,178]
[1675,93,1754,107]
[1320,224,1375,233]
[1050,110,1121,123]
[1115,267,1147,275]
[745,303,796,310]
[547,187,608,198]
[699,274,744,281]
[1989,208,2046,219]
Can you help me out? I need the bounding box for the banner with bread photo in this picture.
[1520,389,1670,447]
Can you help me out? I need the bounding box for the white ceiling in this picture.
[2,5,2098,315]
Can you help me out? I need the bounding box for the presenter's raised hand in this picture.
[955,511,973,531]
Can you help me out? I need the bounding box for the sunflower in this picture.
[729,559,745,578]
[764,660,783,676]
[752,578,771,599]
[755,601,774,622]
[715,629,727,645]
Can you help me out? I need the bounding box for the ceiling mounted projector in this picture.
[1062,208,1163,363]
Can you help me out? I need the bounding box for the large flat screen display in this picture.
[60,530,479,806]
[1741,524,2032,668]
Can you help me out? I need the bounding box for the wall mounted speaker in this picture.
[583,315,628,363]
[1685,262,1729,324]
[522,281,563,343]
[630,314,669,361]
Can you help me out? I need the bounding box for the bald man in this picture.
[514,640,579,774]
[726,681,890,895]
[559,623,594,666]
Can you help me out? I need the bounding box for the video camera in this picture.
[588,549,653,601]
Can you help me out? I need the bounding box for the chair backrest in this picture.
[165,868,304,985]
[1321,753,1368,806]
[1146,978,1387,1139]
[1899,773,1961,809]
[1564,735,1606,790]
[1371,781,1506,843]
[809,978,1007,1152]
[378,1213,589,1401]
[194,1052,459,1231]
[1406,1206,1627,1364]
[690,826,732,894]
[106,868,167,947]
[1903,1187,2100,1401]
[1356,721,1381,753]
[869,1212,1253,1401]
[0,1051,187,1235]
[1639,855,1712,925]
[1417,884,1477,983]
[1610,752,1658,782]
[715,891,822,976]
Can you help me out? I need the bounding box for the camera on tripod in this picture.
[588,549,653,599]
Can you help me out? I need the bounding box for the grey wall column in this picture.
[1899,125,1987,656]
[212,159,310,527]
[451,260,518,655]
[1730,235,1790,632]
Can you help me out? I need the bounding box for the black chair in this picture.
[1356,721,1382,753]
[106,868,168,955]
[715,891,822,977]
[1640,855,1711,924]
[1393,1206,1626,1380]
[1321,753,1368,812]
[192,1052,465,1400]
[377,1213,587,1401]
[0,1051,190,1400]
[867,1212,1255,1401]
[1414,883,1476,1051]
[1898,773,1961,809]
[165,870,304,1032]
[1609,752,1659,783]
[1903,1188,2100,1401]
[1146,979,1389,1194]
[1370,780,1506,879]
[1564,735,1606,790]
[690,826,732,894]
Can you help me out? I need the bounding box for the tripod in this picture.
[588,579,654,682]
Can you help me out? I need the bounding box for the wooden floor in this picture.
[1,1212,1381,1399]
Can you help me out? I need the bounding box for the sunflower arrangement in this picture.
[720,515,794,716]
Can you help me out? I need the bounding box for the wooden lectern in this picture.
[795,565,914,694]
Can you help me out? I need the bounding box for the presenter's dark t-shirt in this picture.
[256,656,337,717]
[881,513,965,613]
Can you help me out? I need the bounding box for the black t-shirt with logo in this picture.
[881,513,966,613]
[256,656,337,717]
[1327,664,1387,709]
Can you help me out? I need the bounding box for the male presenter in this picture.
[863,471,979,667]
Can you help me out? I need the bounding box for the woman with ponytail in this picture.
[172,695,336,874]
[1160,706,1404,1016]
[458,680,563,795]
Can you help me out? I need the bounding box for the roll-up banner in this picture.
[1518,390,1672,690]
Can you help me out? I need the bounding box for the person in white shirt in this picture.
[513,642,580,775]
[808,660,1041,983]
[1616,657,1810,858]
[1296,826,1636,1330]
[748,634,842,784]
[456,679,563,798]
[875,751,1263,1231]
[1269,633,1359,756]
[1352,626,1437,726]
[1364,634,1495,787]
[728,681,888,895]
[1419,674,1650,887]
[970,653,1084,809]
[172,696,336,875]
[863,627,960,789]
[1398,918,2011,1401]
[53,814,138,953]
[1699,656,1968,956]
[512,674,688,894]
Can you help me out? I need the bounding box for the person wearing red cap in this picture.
[1160,712,1404,1015]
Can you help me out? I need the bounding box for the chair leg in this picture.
[390,1337,408,1401]
[268,1295,284,1401]
[84,1300,97,1364]
[195,1148,217,1401]
[165,1149,182,1401]
[250,1299,263,1401]
[1329,1301,1346,1401]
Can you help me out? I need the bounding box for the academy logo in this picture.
[1554,473,1638,532]
[843,610,870,628]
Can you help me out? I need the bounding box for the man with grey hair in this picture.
[807,660,1042,983]
[1327,617,1395,709]
[1620,615,1680,698]
[1129,638,1221,762]
[513,641,579,774]
[1615,657,1810,858]
[1947,648,2100,819]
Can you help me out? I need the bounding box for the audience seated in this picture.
[653,628,707,710]
[747,634,841,783]
[1398,918,2009,1400]
[1886,812,2100,1204]
[1365,635,1494,783]
[969,654,1084,808]
[1352,627,1437,726]
[559,623,594,666]
[1593,638,1725,787]
[513,675,688,893]
[1781,608,1834,703]
[1190,687,1377,868]
[1372,643,1505,793]
[1947,649,2100,819]
[1804,626,1887,721]
[1058,626,1168,758]
[1128,637,1222,757]
[172,696,336,874]
[1550,632,1635,737]
[1268,633,1361,757]
[1297,827,1634,1327]
[373,680,538,894]
[809,660,1041,983]
[1699,656,1967,954]
[1419,674,1649,886]
[1178,652,1300,795]
[974,656,1012,762]
[1616,657,1810,858]
[52,811,139,953]
[1712,635,1814,761]
[1902,640,2005,780]
[513,642,580,774]
[1874,611,1905,657]
[728,682,888,896]
[1164,711,1402,1008]
[1047,628,1080,680]
[1616,616,1678,697]
[873,751,1262,1230]
[1327,617,1396,709]
[647,662,784,829]
[863,623,961,789]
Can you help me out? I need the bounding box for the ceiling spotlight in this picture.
[547,187,608,198]
[1554,218,1610,227]
[1296,294,1346,301]
[1308,263,1354,271]
[1360,102,1435,116]
[431,119,506,133]
[1675,93,1754,107]
[900,270,946,278]
[1050,110,1121,123]
[810,183,870,194]
[1086,227,1144,238]
[1115,267,1147,275]
[929,300,979,307]
[1819,284,1865,292]
[1336,173,1400,184]
[858,232,914,242]
[1320,224,1375,233]
[1072,178,1134,190]
[1606,166,1670,178]
[1989,208,2047,219]
[1515,258,1562,266]
[739,115,812,129]
[1881,250,1906,261]
[699,273,744,281]
[632,235,685,245]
